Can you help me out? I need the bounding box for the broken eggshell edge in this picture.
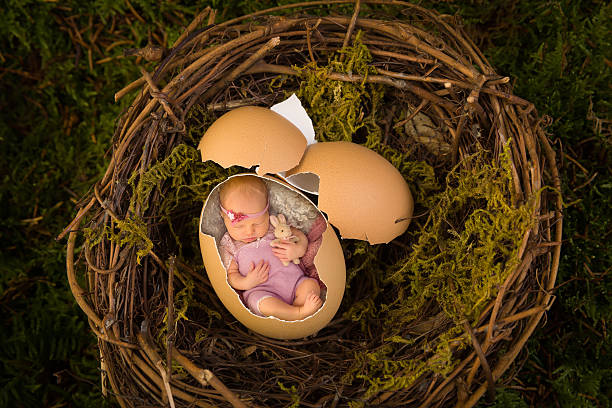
[285,141,414,244]
[198,174,346,339]
[197,106,307,177]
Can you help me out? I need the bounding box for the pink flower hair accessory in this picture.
[220,202,269,224]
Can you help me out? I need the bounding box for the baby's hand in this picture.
[246,260,269,287]
[271,240,304,263]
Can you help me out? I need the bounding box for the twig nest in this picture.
[64,2,562,408]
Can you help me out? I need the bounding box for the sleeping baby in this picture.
[217,175,323,320]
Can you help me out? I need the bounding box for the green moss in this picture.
[277,381,300,408]
[84,215,153,264]
[293,29,441,212]
[344,326,463,400]
[291,37,536,397]
[156,265,222,345]
[294,33,444,339]
[384,144,534,325]
[295,31,385,145]
[84,139,235,264]
[125,141,237,253]
[346,345,430,399]
[128,143,233,218]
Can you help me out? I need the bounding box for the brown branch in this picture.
[67,227,103,328]
[341,0,361,50]
[137,332,176,408]
[176,45,242,104]
[370,48,436,64]
[88,318,138,349]
[422,352,476,407]
[129,350,214,407]
[394,99,429,129]
[84,245,127,275]
[201,36,281,100]
[140,67,184,131]
[207,8,217,25]
[114,77,146,102]
[166,256,176,385]
[463,320,495,403]
[172,347,250,408]
[305,19,322,64]
[247,62,456,110]
[57,196,96,241]
[172,7,212,47]
[377,68,470,87]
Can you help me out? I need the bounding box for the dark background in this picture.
[1,1,610,406]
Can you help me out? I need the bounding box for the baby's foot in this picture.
[299,292,323,319]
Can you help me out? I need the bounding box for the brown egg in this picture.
[198,106,413,339]
[285,141,414,244]
[199,175,345,339]
[197,106,306,176]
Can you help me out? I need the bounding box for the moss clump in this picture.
[277,381,300,408]
[296,31,385,146]
[84,215,153,264]
[291,36,535,398]
[85,140,235,263]
[293,30,441,207]
[128,142,234,222]
[384,145,534,325]
[344,327,462,402]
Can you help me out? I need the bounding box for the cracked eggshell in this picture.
[197,106,307,176]
[198,175,345,339]
[197,106,413,338]
[285,141,414,244]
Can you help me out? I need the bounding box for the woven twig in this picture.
[63,1,562,407]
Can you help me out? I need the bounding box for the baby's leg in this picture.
[259,296,313,321]
[291,278,322,318]
[293,278,321,306]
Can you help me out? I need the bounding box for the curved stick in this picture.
[67,226,103,328]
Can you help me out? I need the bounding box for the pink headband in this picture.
[220,202,269,224]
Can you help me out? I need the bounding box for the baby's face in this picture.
[221,190,270,244]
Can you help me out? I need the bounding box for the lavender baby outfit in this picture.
[218,224,308,316]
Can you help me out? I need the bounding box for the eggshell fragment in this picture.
[197,106,307,176]
[199,175,346,339]
[285,141,414,244]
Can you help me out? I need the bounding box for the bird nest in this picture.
[63,2,562,407]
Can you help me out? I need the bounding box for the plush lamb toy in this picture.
[270,214,300,266]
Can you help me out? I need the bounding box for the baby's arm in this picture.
[227,259,269,290]
[271,227,308,263]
